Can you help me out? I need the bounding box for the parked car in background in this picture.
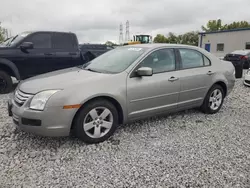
[8,44,235,144]
[223,50,250,78]
[0,31,111,94]
[243,68,250,86]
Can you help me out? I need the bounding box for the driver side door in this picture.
[126,48,181,120]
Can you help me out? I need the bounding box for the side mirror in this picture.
[20,42,34,50]
[136,67,153,76]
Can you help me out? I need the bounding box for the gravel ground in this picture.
[0,77,250,188]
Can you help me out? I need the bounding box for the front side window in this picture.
[140,48,176,73]
[84,46,146,73]
[179,49,205,69]
[27,33,52,48]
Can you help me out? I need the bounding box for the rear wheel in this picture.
[201,84,225,114]
[0,71,13,94]
[73,99,119,144]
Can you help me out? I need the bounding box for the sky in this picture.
[1,0,250,44]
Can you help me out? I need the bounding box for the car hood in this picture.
[19,67,111,94]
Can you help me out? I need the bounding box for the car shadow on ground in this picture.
[9,108,210,150]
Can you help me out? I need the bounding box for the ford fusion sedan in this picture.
[8,44,235,144]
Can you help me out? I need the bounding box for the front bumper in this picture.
[244,74,250,87]
[8,99,77,137]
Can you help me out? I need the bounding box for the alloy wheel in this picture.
[83,107,113,138]
[209,89,223,111]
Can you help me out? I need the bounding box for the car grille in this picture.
[14,89,33,107]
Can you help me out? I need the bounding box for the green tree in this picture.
[105,40,119,46]
[201,19,223,32]
[0,22,7,42]
[167,32,179,43]
[224,21,250,30]
[180,31,199,46]
[201,19,250,32]
[153,34,168,43]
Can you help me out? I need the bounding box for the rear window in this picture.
[52,33,78,49]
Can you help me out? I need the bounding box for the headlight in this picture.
[30,90,61,111]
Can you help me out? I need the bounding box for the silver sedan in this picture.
[8,44,235,144]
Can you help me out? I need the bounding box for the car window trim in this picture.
[129,47,180,78]
[52,32,76,49]
[21,31,52,49]
[177,48,211,70]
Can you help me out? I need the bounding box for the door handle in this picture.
[168,76,179,82]
[44,53,53,55]
[207,71,214,75]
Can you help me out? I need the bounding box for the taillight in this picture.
[240,55,248,60]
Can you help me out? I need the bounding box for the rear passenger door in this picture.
[177,48,214,109]
[52,33,81,71]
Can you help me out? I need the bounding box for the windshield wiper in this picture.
[85,68,100,73]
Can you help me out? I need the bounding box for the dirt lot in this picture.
[0,76,249,188]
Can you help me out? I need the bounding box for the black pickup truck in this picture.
[0,31,112,94]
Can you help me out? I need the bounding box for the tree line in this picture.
[0,22,7,42]
[153,19,250,46]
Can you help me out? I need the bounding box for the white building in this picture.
[198,28,250,57]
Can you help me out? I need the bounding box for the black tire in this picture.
[72,99,119,144]
[200,84,225,114]
[0,71,13,94]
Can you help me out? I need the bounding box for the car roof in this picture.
[121,43,202,50]
[230,50,250,55]
[20,30,76,35]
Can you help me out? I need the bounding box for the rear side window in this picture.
[52,33,77,49]
[27,33,52,48]
[179,48,211,69]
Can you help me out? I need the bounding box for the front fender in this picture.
[0,58,21,80]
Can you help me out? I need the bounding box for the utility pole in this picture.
[119,23,123,44]
[125,20,130,42]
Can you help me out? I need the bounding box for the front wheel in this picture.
[0,71,13,94]
[201,84,225,114]
[72,99,119,144]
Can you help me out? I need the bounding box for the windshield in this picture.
[135,35,150,43]
[83,46,146,73]
[6,31,32,47]
[0,37,14,47]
